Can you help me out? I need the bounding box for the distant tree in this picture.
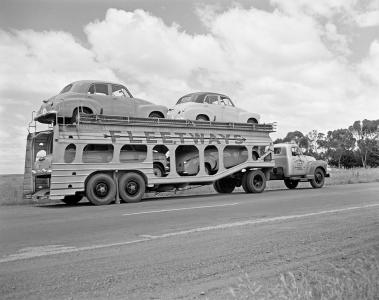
[348,119,379,168]
[321,129,356,168]
[276,131,309,150]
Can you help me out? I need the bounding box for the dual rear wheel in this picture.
[213,170,267,194]
[85,172,145,205]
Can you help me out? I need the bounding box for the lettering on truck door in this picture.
[290,146,306,176]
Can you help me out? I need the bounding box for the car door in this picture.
[87,83,112,114]
[204,94,222,121]
[290,146,307,176]
[220,97,239,122]
[110,84,135,116]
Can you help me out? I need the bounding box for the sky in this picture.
[0,0,379,174]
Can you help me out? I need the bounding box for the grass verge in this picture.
[229,252,379,300]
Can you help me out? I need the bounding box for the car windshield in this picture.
[59,84,73,94]
[176,94,206,104]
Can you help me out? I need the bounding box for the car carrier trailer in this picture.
[24,114,276,205]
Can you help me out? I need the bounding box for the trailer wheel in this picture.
[242,170,266,193]
[62,194,83,205]
[118,172,146,203]
[86,173,116,205]
[284,179,299,189]
[213,178,235,193]
[310,168,325,188]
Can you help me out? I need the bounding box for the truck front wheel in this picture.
[242,170,266,193]
[284,179,299,189]
[86,173,116,205]
[213,178,235,193]
[118,172,146,203]
[310,168,325,188]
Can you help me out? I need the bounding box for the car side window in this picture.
[95,83,109,95]
[88,84,95,94]
[112,84,128,97]
[88,83,109,95]
[222,97,233,106]
[204,95,219,104]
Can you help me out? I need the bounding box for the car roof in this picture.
[181,92,229,98]
[69,80,125,86]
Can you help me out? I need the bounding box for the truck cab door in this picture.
[290,146,306,176]
[110,84,135,117]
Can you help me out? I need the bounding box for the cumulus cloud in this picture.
[355,10,379,27]
[0,29,118,173]
[0,3,378,174]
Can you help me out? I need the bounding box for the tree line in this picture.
[274,119,379,168]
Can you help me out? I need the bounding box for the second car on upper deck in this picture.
[167,92,260,123]
[35,80,168,124]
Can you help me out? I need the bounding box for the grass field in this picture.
[1,167,379,205]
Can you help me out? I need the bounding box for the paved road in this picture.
[1,183,379,299]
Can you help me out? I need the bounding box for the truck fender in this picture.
[308,161,327,176]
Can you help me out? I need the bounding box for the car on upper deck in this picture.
[167,92,260,123]
[35,80,168,124]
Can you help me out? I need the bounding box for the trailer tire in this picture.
[118,172,146,203]
[213,178,235,193]
[242,170,266,193]
[62,194,83,205]
[310,168,325,188]
[284,179,299,189]
[86,173,116,205]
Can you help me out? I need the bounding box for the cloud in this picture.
[0,3,378,174]
[355,10,379,27]
[0,29,118,173]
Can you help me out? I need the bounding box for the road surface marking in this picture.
[122,202,240,216]
[1,202,379,264]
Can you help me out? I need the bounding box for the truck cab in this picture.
[270,143,330,189]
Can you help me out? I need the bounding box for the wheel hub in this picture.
[126,181,138,195]
[95,182,108,197]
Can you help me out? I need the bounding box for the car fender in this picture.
[56,97,101,116]
[239,111,260,123]
[187,107,215,121]
[137,104,168,118]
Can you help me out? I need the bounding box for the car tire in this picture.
[247,118,258,124]
[196,115,209,121]
[149,112,164,118]
[153,163,164,177]
[86,173,116,205]
[242,170,266,193]
[310,168,325,188]
[284,179,299,189]
[62,194,83,205]
[118,172,146,203]
[72,107,92,124]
